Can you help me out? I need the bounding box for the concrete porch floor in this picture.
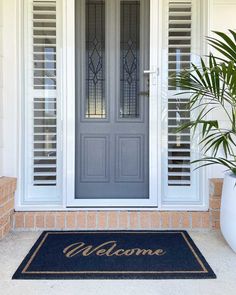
[0,231,236,295]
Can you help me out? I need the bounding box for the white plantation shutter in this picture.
[168,1,192,187]
[162,0,201,204]
[24,0,62,203]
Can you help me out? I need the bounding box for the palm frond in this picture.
[172,30,236,176]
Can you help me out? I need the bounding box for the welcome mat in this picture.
[12,231,216,280]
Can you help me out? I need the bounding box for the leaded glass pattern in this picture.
[85,0,106,118]
[120,1,140,118]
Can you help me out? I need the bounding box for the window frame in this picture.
[160,0,210,210]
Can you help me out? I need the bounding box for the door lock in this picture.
[139,76,149,97]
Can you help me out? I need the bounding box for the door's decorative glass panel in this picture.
[167,1,192,187]
[32,0,58,186]
[120,1,140,118]
[85,0,106,118]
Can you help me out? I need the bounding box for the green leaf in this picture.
[172,30,236,174]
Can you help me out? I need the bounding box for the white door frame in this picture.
[65,0,161,208]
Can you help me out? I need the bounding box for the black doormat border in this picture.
[12,230,216,280]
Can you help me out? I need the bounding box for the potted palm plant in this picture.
[173,30,236,251]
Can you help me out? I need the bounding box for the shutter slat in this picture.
[33,27,56,30]
[33,36,56,38]
[33,164,57,168]
[168,36,191,40]
[33,180,57,185]
[33,19,56,22]
[168,133,190,136]
[34,148,57,151]
[168,164,191,168]
[168,45,192,48]
[32,10,56,14]
[168,180,191,185]
[168,157,191,160]
[34,172,57,176]
[169,28,191,31]
[168,172,191,176]
[168,149,191,152]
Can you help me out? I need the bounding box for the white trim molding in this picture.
[66,0,159,208]
[160,0,210,208]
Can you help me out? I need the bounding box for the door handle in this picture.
[143,68,159,75]
[144,70,156,74]
[143,67,159,85]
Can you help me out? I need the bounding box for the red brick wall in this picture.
[12,179,223,231]
[13,211,211,230]
[209,178,223,229]
[0,177,17,239]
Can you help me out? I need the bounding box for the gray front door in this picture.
[75,0,150,199]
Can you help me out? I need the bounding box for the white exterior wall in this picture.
[0,0,3,175]
[209,0,236,178]
[0,0,19,178]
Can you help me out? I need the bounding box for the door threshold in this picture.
[66,206,159,211]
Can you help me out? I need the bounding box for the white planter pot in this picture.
[220,172,236,252]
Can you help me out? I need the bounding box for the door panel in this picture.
[115,135,144,182]
[80,135,109,182]
[75,0,150,199]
